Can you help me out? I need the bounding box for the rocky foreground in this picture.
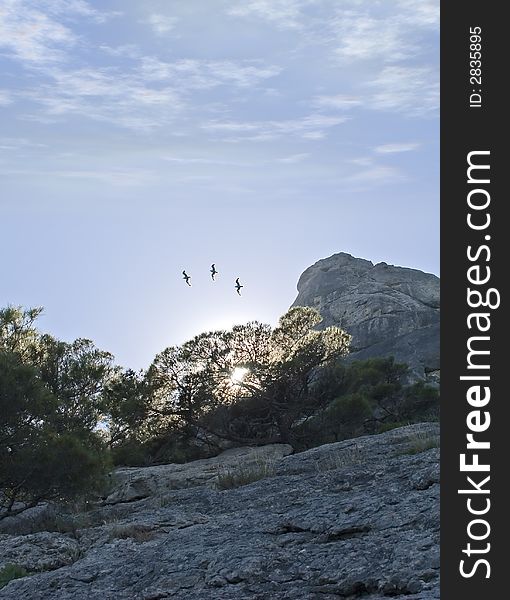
[0,424,439,599]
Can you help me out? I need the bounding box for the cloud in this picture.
[139,57,281,89]
[331,12,413,62]
[0,0,117,64]
[0,137,48,150]
[0,0,77,63]
[368,66,439,116]
[313,95,362,110]
[33,0,119,23]
[99,44,141,59]
[21,66,183,131]
[276,153,310,163]
[161,156,248,167]
[346,164,406,186]
[204,114,347,141]
[0,166,154,186]
[227,0,438,60]
[397,0,439,28]
[15,54,282,131]
[227,0,315,30]
[53,168,154,186]
[143,14,178,35]
[316,66,438,118]
[374,142,420,154]
[0,90,13,106]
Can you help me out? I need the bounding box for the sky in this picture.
[0,0,439,370]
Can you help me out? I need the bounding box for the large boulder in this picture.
[292,252,440,378]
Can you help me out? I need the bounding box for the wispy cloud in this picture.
[14,53,281,131]
[227,0,315,30]
[0,0,77,63]
[0,166,153,186]
[313,95,362,111]
[139,58,281,89]
[53,168,154,185]
[276,153,310,163]
[0,91,13,106]
[331,12,413,62]
[99,44,141,59]
[142,14,178,36]
[34,0,119,23]
[161,156,248,167]
[346,164,406,186]
[374,142,420,154]
[21,66,183,131]
[0,0,117,64]
[369,66,439,116]
[315,66,438,118]
[0,137,48,150]
[204,114,347,141]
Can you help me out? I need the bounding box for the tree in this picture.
[0,306,43,361]
[0,307,113,517]
[146,307,351,446]
[0,351,107,519]
[33,334,117,435]
[103,369,151,447]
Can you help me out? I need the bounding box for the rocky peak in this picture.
[292,252,440,378]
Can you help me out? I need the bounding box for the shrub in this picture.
[216,459,277,490]
[0,564,28,589]
[315,446,366,471]
[401,431,440,455]
[108,523,157,543]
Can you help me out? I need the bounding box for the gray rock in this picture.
[0,532,81,573]
[0,424,439,599]
[105,443,293,505]
[292,252,440,379]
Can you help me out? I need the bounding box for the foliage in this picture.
[400,431,440,455]
[216,459,277,490]
[103,369,152,446]
[0,353,109,517]
[0,308,111,519]
[0,304,439,488]
[108,523,156,543]
[292,357,439,449]
[0,564,28,589]
[32,334,117,434]
[0,306,43,361]
[146,307,351,446]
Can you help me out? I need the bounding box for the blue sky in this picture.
[0,0,439,370]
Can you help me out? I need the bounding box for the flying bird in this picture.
[182,270,192,286]
[210,264,218,281]
[235,277,243,296]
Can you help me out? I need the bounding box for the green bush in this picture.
[400,431,440,455]
[0,564,28,589]
[216,459,277,490]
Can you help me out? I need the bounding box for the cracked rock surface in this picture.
[0,423,439,599]
[292,252,440,379]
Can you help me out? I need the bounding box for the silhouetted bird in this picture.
[210,264,218,281]
[182,270,192,286]
[235,277,243,296]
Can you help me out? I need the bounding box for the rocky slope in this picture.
[292,253,440,379]
[0,423,439,600]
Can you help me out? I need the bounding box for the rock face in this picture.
[0,424,439,600]
[292,253,440,379]
[105,444,294,505]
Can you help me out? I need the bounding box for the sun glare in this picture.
[230,367,249,385]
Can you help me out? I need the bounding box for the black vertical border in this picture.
[441,2,506,598]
